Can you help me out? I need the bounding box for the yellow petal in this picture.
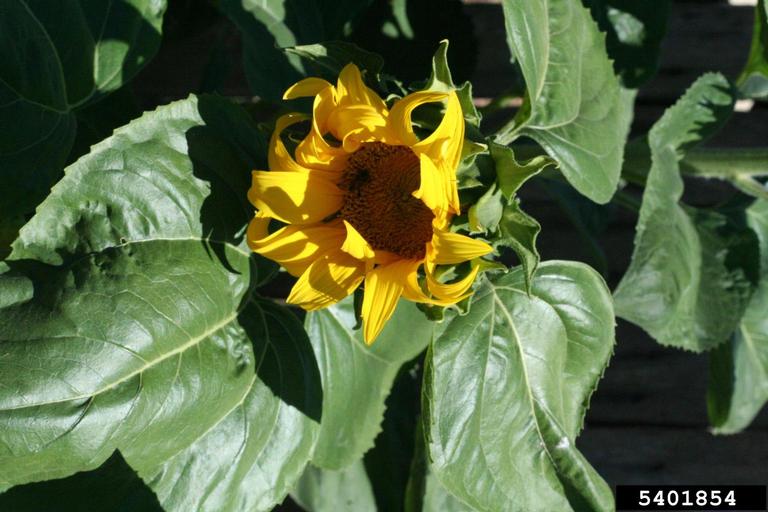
[287,251,364,311]
[269,113,311,173]
[336,63,388,114]
[426,264,479,302]
[284,77,334,100]
[388,91,449,146]
[414,91,465,174]
[431,231,493,265]
[248,170,343,224]
[328,104,389,148]
[247,218,345,277]
[341,220,375,261]
[295,129,348,172]
[362,259,413,344]
[399,262,462,306]
[413,153,451,214]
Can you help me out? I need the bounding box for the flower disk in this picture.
[247,63,493,343]
[339,143,434,260]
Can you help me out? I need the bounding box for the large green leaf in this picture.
[0,451,163,512]
[305,297,435,469]
[219,0,373,101]
[498,0,633,204]
[424,261,615,512]
[0,95,320,512]
[0,0,167,218]
[291,461,377,512]
[583,0,670,88]
[708,199,768,433]
[738,0,768,100]
[614,74,760,352]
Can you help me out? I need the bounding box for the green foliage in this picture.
[497,0,634,204]
[219,0,373,100]
[291,461,377,512]
[708,199,768,433]
[614,74,761,352]
[0,96,319,511]
[424,262,615,512]
[0,0,167,218]
[305,297,434,469]
[738,0,768,100]
[583,0,671,88]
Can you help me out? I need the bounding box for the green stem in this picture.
[680,148,768,179]
[512,143,768,185]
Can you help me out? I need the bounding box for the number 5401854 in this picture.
[638,489,737,507]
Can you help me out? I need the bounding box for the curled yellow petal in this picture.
[388,91,449,146]
[400,263,463,306]
[287,251,365,311]
[336,63,388,114]
[414,91,465,173]
[248,170,342,224]
[269,113,311,173]
[426,264,479,302]
[247,217,345,277]
[362,259,415,344]
[431,231,493,265]
[413,153,451,214]
[284,77,335,100]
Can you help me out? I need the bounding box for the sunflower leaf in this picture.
[738,0,768,100]
[0,95,320,512]
[305,297,435,469]
[614,73,760,352]
[583,0,671,88]
[497,0,634,204]
[423,261,615,511]
[0,0,167,219]
[291,461,377,512]
[220,0,373,101]
[494,200,541,293]
[286,41,384,78]
[708,199,768,433]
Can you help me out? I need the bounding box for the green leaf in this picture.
[286,41,384,78]
[0,95,320,512]
[424,261,615,512]
[495,200,541,293]
[0,0,166,218]
[305,297,435,469]
[423,472,474,512]
[291,461,377,512]
[614,74,760,352]
[220,0,373,101]
[583,0,671,88]
[0,451,163,512]
[426,40,481,129]
[708,199,768,433]
[491,143,553,200]
[738,0,768,100]
[498,0,633,204]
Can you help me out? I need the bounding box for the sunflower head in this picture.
[247,63,492,343]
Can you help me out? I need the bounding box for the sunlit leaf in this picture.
[614,73,760,352]
[498,0,634,204]
[305,297,435,469]
[0,95,319,512]
[424,261,615,511]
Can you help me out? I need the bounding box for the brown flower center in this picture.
[338,142,434,260]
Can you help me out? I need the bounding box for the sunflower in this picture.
[247,63,492,344]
